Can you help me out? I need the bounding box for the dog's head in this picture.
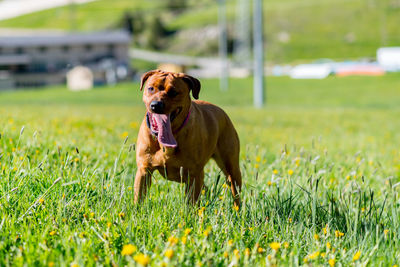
[140,69,200,121]
[139,70,201,147]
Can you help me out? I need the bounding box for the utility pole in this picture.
[234,0,251,69]
[218,0,229,91]
[253,0,265,108]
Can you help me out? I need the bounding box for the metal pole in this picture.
[253,0,265,107]
[218,0,229,91]
[234,0,251,69]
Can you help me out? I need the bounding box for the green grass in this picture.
[0,75,400,266]
[1,0,400,62]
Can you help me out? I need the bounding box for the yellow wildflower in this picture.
[234,249,240,258]
[326,242,331,249]
[269,242,281,251]
[223,251,228,258]
[384,229,389,236]
[258,247,264,253]
[39,198,44,204]
[181,236,187,245]
[283,242,289,248]
[184,228,192,235]
[198,207,205,216]
[49,231,57,236]
[273,169,278,174]
[328,258,335,267]
[133,253,150,266]
[121,131,129,139]
[233,205,239,212]
[203,227,211,237]
[245,248,250,256]
[308,251,320,260]
[335,230,344,237]
[314,234,319,240]
[121,244,137,256]
[165,249,174,259]
[168,236,178,246]
[323,224,328,235]
[228,239,234,246]
[353,251,361,261]
[288,169,294,176]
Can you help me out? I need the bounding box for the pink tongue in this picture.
[153,114,177,148]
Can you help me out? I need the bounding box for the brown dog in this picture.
[134,70,242,206]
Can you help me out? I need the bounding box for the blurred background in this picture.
[1,0,400,94]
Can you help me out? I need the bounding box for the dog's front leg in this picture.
[134,168,153,203]
[185,169,204,204]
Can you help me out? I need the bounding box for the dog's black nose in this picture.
[150,101,165,114]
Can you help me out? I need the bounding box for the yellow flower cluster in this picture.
[133,253,150,266]
[269,242,281,251]
[121,244,137,256]
[334,230,344,238]
[165,249,174,259]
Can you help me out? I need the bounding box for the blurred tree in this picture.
[120,12,145,35]
[145,17,169,49]
[122,12,134,35]
[166,0,188,14]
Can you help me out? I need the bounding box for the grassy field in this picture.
[0,75,400,266]
[1,0,400,62]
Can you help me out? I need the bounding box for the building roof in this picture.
[0,54,31,65]
[0,31,131,47]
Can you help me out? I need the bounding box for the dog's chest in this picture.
[151,148,196,182]
[152,147,185,167]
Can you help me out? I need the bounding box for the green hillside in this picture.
[1,0,400,63]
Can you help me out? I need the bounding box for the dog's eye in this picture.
[147,87,155,93]
[167,90,178,98]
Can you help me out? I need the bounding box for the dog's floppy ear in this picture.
[182,75,201,99]
[140,70,159,91]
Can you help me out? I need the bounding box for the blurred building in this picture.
[0,31,131,89]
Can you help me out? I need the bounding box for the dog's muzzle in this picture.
[150,101,165,114]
